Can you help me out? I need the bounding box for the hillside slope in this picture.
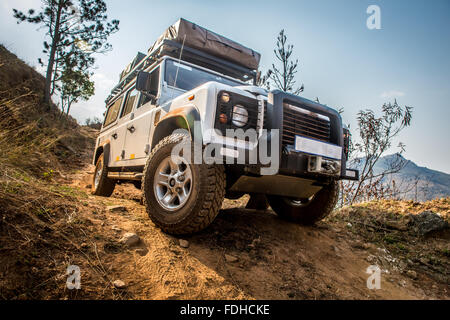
[0,45,100,298]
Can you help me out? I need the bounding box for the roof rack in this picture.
[105,39,257,106]
[105,53,158,105]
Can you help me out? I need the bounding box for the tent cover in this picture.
[148,18,261,71]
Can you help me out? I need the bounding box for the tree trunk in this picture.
[44,1,63,105]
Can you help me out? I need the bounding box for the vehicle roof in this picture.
[105,39,256,106]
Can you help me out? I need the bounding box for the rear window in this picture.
[104,96,123,127]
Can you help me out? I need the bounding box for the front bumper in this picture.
[212,90,359,181]
[271,91,359,181]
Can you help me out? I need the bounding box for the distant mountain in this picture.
[354,154,450,202]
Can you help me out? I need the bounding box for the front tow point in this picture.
[307,156,341,176]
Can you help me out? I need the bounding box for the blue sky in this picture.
[1,0,449,173]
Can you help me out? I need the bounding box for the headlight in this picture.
[232,105,248,127]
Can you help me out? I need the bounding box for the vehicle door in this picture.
[122,66,161,162]
[113,87,140,165]
[101,95,125,167]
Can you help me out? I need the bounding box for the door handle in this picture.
[127,126,136,133]
[112,133,118,139]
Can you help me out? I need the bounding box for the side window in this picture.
[138,92,152,109]
[121,88,138,118]
[137,66,160,109]
[103,96,123,127]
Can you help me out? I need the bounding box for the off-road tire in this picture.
[267,181,339,225]
[142,134,226,235]
[91,153,116,197]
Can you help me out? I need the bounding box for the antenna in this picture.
[170,34,186,102]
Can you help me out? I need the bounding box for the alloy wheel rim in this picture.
[153,155,193,211]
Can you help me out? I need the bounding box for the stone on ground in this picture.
[119,233,140,246]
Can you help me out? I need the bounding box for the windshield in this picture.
[165,59,242,91]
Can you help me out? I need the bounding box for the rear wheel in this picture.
[91,154,116,197]
[267,181,339,225]
[142,134,225,235]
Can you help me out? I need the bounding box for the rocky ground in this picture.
[9,162,442,300]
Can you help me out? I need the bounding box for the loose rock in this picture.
[384,220,408,231]
[179,239,189,248]
[119,233,140,246]
[107,205,128,213]
[406,270,418,280]
[408,211,448,236]
[135,248,149,256]
[113,280,126,289]
[112,225,122,232]
[225,254,239,263]
[352,241,371,250]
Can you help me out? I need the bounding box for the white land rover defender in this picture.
[92,18,359,235]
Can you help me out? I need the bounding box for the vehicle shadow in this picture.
[184,207,343,300]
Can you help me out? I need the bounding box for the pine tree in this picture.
[13,0,119,105]
[267,29,304,95]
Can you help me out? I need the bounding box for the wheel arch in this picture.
[151,105,202,149]
[94,142,111,167]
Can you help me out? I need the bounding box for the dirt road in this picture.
[64,165,448,300]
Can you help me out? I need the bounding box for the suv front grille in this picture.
[282,103,331,147]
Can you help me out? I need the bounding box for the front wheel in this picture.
[142,134,225,235]
[267,181,339,225]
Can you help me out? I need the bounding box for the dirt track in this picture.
[65,165,448,300]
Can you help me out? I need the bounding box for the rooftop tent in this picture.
[106,19,261,105]
[148,18,261,71]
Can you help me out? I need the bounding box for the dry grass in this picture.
[350,198,450,217]
[328,199,449,285]
[0,45,121,299]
